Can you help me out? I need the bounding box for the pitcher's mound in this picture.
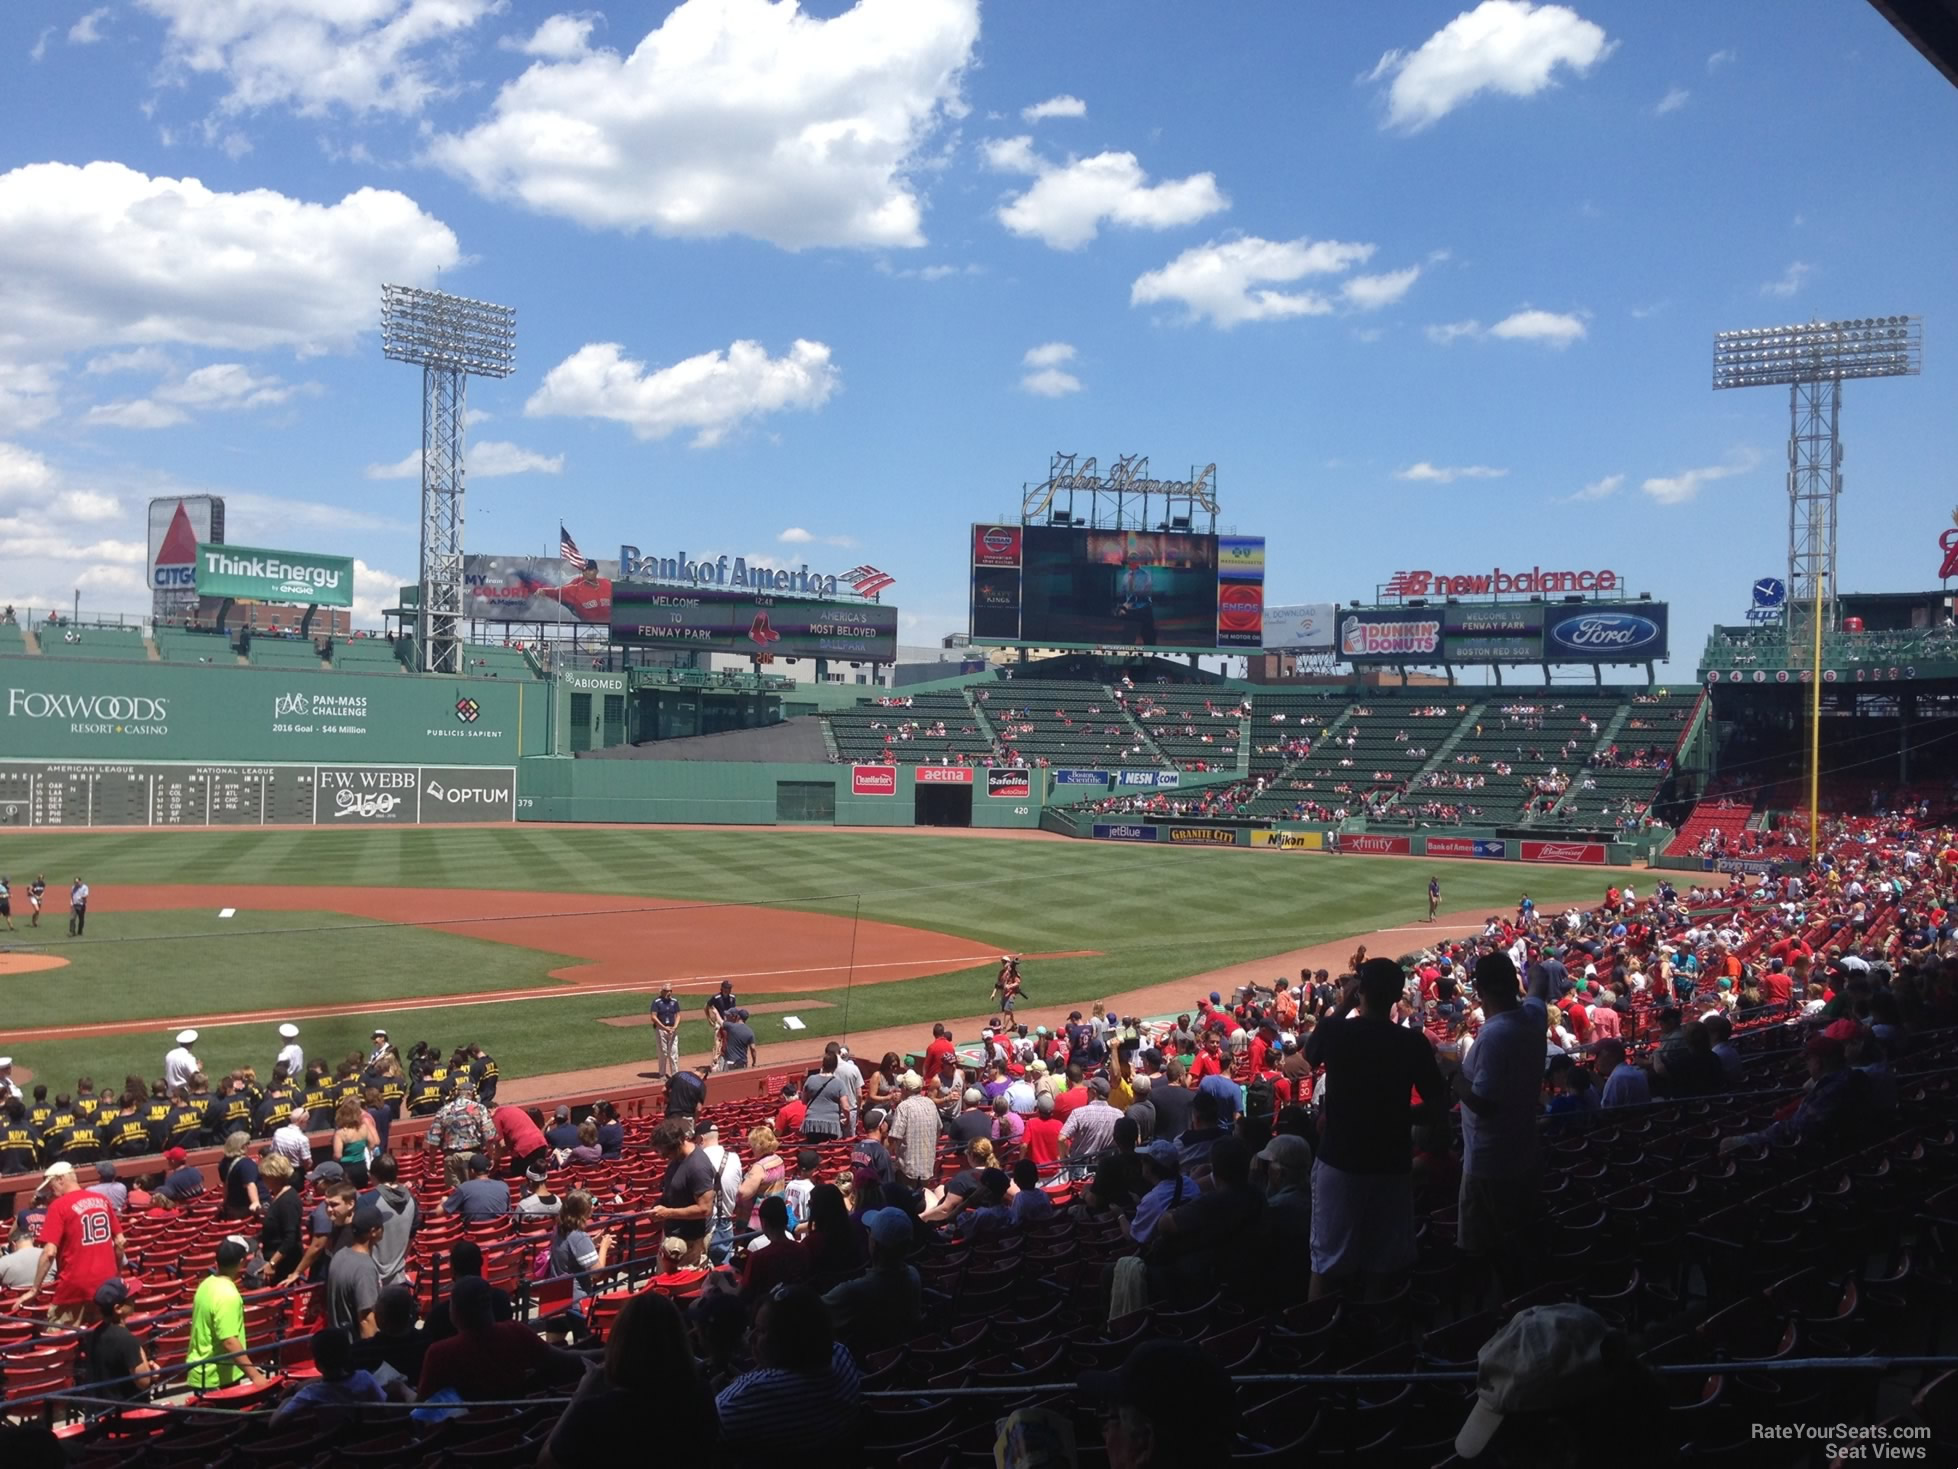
[0,952,68,976]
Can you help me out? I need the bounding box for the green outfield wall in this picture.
[516,758,1046,829]
[0,656,539,766]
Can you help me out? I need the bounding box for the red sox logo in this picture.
[1940,528,1958,580]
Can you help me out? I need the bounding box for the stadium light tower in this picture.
[1712,316,1921,643]
[380,285,517,674]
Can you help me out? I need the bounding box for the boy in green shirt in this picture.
[187,1238,268,1389]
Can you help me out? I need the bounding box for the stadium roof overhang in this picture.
[1869,0,1958,87]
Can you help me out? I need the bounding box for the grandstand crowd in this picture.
[4,808,1958,1462]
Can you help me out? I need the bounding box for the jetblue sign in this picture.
[1543,606,1667,662]
[1092,823,1160,842]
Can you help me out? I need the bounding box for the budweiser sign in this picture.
[1520,840,1606,865]
[1384,567,1620,600]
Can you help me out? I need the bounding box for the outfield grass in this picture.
[0,827,1616,1089]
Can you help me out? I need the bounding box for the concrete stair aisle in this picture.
[1375,701,1487,820]
[1543,701,1633,822]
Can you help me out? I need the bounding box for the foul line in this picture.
[3,951,1092,1042]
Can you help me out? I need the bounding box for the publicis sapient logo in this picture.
[1546,612,1663,657]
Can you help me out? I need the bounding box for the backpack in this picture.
[1245,1075,1277,1121]
[533,1238,559,1281]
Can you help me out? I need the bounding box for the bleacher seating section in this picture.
[457,644,541,680]
[243,637,327,671]
[986,680,1165,768]
[151,626,236,664]
[0,621,26,655]
[325,636,410,672]
[826,691,998,765]
[1665,796,1759,857]
[29,623,146,660]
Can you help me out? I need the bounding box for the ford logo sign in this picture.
[1547,612,1661,656]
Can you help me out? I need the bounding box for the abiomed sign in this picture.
[196,543,354,608]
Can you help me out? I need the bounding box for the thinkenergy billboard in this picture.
[1339,601,1669,664]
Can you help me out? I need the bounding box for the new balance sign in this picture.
[851,766,897,796]
[1521,840,1606,865]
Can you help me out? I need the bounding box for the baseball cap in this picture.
[0,1057,11,1068]
[1257,1134,1313,1172]
[1088,1077,1110,1098]
[1822,1018,1863,1043]
[659,1234,689,1261]
[43,1161,76,1182]
[372,1029,389,1039]
[734,1008,750,1021]
[306,1161,345,1184]
[215,1237,251,1270]
[554,1105,571,1121]
[467,1152,492,1173]
[1080,1338,1232,1429]
[1141,1139,1180,1169]
[351,1201,385,1233]
[165,1147,189,1167]
[278,1023,300,1039]
[900,1071,924,1092]
[93,1278,130,1311]
[176,1030,199,1046]
[861,1106,887,1131]
[1028,1060,1048,1076]
[1455,1305,1614,1458]
[695,1119,719,1137]
[1806,1032,1847,1061]
[861,1207,913,1250]
[96,1160,117,1181]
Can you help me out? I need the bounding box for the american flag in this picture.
[559,525,590,571]
[843,564,896,597]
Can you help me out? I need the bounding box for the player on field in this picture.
[69,876,89,937]
[29,875,45,927]
[1428,876,1441,923]
[0,876,13,932]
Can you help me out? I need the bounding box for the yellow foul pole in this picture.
[1808,571,1825,862]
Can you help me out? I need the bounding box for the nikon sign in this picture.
[196,543,354,608]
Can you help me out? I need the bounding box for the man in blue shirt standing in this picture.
[649,984,682,1079]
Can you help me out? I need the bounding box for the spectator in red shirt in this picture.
[1189,1035,1226,1083]
[14,1160,126,1326]
[418,1276,585,1399]
[774,1083,807,1136]
[1760,960,1794,1010]
[1053,1065,1090,1121]
[1022,1094,1063,1167]
[491,1105,548,1177]
[923,1026,956,1082]
[738,1197,809,1307]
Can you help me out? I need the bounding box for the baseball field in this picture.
[0,826,1618,1096]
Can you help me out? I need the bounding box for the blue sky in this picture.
[1,0,1954,676]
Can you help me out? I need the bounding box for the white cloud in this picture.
[222,492,407,536]
[363,440,566,480]
[0,362,62,433]
[1019,343,1083,397]
[352,559,407,624]
[154,363,303,410]
[777,526,855,547]
[1341,266,1421,311]
[1426,319,1483,345]
[136,0,502,116]
[984,136,1227,249]
[85,348,176,377]
[1396,461,1508,484]
[464,408,492,427]
[525,339,840,448]
[1369,1,1613,132]
[83,399,190,430]
[1561,472,1623,503]
[1761,261,1812,298]
[1487,308,1587,347]
[876,260,982,282]
[0,162,459,359]
[30,28,54,62]
[1655,86,1689,115]
[1707,48,1736,70]
[0,442,58,499]
[68,8,110,45]
[470,441,565,477]
[503,13,598,60]
[1628,301,1668,320]
[1021,94,1086,123]
[1131,235,1377,328]
[430,0,980,250]
[1641,451,1760,506]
